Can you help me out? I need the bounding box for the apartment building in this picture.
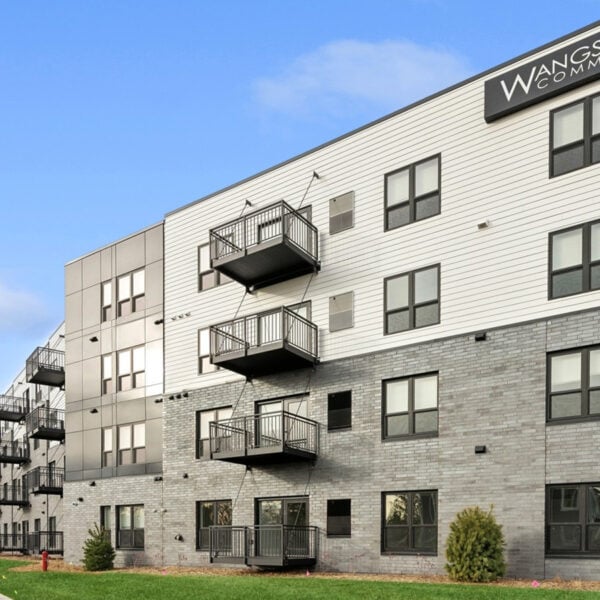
[0,325,65,556]
[63,21,600,580]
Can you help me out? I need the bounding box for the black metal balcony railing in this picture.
[0,534,27,552]
[210,525,318,567]
[27,531,64,555]
[0,395,30,422]
[25,407,65,441]
[0,440,30,464]
[29,467,64,496]
[210,306,318,378]
[210,200,319,290]
[210,411,318,464]
[26,346,65,387]
[0,484,29,507]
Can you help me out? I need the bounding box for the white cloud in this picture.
[254,39,473,119]
[0,282,50,334]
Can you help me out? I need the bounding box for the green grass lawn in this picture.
[0,559,598,600]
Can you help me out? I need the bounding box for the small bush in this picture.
[82,524,115,571]
[445,506,506,582]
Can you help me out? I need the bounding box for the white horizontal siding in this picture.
[164,26,600,393]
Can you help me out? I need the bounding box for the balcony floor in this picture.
[213,238,319,291]
[27,366,65,387]
[31,486,63,496]
[28,428,65,441]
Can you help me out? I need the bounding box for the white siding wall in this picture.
[164,26,600,393]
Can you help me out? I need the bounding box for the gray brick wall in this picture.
[63,308,600,579]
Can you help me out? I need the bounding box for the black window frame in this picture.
[381,490,438,555]
[196,499,232,551]
[198,243,231,292]
[116,504,144,550]
[384,154,441,231]
[550,94,600,178]
[100,505,111,541]
[547,345,600,423]
[327,499,351,538]
[196,406,233,459]
[384,265,440,335]
[549,220,600,300]
[327,391,352,431]
[382,373,439,440]
[546,483,600,556]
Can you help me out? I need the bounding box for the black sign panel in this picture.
[485,32,600,122]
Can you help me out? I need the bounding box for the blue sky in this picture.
[1,1,599,390]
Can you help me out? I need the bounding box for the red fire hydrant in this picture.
[41,550,49,572]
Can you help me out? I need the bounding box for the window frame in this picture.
[198,328,218,374]
[101,354,113,395]
[384,265,440,335]
[196,406,233,459]
[549,94,600,178]
[327,499,351,538]
[116,269,145,317]
[381,490,438,555]
[102,427,113,467]
[196,499,232,551]
[546,483,600,556]
[382,373,439,440]
[327,391,352,431]
[548,219,600,300]
[547,345,600,424]
[198,243,231,292]
[117,346,145,391]
[384,154,441,232]
[117,422,146,465]
[101,280,112,322]
[116,504,144,550]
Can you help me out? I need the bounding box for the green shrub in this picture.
[82,524,115,571]
[445,506,506,582]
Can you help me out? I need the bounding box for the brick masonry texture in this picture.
[64,308,600,578]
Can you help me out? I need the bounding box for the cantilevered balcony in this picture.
[210,200,319,291]
[0,440,30,464]
[26,347,65,387]
[0,484,29,507]
[0,395,30,422]
[29,467,64,496]
[27,531,64,555]
[210,525,318,567]
[210,306,318,378]
[210,411,318,464]
[25,407,65,441]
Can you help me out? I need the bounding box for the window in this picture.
[547,347,600,422]
[102,354,113,394]
[100,506,111,540]
[117,346,145,391]
[550,95,600,177]
[549,220,600,299]
[328,391,351,431]
[117,505,144,549]
[382,490,437,554]
[196,500,232,550]
[329,292,353,332]
[117,269,145,317]
[101,281,112,322]
[383,374,438,438]
[385,155,440,231]
[329,192,354,234]
[102,427,113,467]
[198,244,231,291]
[118,423,145,465]
[196,407,232,458]
[198,328,217,374]
[327,499,351,537]
[384,265,440,334]
[546,484,600,555]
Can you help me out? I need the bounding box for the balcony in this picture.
[0,484,29,507]
[25,407,65,441]
[27,531,64,555]
[29,467,64,496]
[0,534,27,553]
[0,440,30,465]
[210,411,318,465]
[0,395,30,422]
[210,306,318,378]
[210,200,319,291]
[26,347,65,387]
[210,525,318,567]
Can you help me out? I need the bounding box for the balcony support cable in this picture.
[297,171,320,210]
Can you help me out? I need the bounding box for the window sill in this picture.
[546,553,600,559]
[381,551,437,556]
[327,534,351,539]
[546,415,600,426]
[327,426,352,433]
[117,547,145,551]
[383,432,438,442]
